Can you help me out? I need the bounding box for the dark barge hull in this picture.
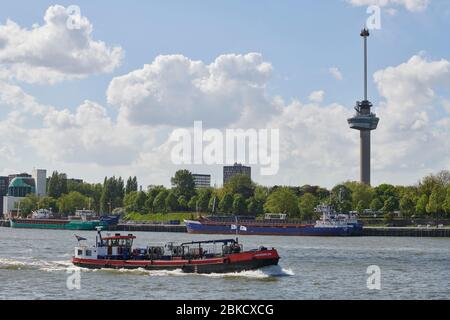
[72,250,279,274]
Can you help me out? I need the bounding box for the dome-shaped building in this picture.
[2,169,47,217]
[7,177,36,197]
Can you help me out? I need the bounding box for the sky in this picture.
[0,0,449,189]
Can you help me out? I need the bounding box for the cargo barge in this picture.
[10,210,119,231]
[185,205,363,237]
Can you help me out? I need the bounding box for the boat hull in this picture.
[185,220,363,236]
[10,219,108,231]
[71,250,279,274]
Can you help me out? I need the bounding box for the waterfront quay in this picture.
[363,226,450,237]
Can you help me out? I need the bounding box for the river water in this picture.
[0,227,449,300]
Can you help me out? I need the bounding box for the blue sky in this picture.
[0,1,449,188]
[3,0,449,109]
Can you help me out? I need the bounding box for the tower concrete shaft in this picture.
[347,28,379,186]
[360,130,371,185]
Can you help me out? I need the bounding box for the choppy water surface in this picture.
[0,227,449,299]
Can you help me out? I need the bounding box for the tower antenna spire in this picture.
[360,28,370,101]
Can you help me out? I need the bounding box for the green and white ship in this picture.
[10,210,118,230]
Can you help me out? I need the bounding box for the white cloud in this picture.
[348,0,430,12]
[262,100,357,186]
[30,100,153,166]
[308,90,325,103]
[372,55,450,176]
[1,49,449,188]
[0,5,123,84]
[329,67,343,81]
[0,80,50,115]
[107,53,275,127]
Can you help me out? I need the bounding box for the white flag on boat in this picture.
[240,225,247,231]
[231,224,237,230]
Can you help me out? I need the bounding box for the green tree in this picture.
[254,186,269,202]
[299,185,329,200]
[399,194,416,217]
[443,185,450,217]
[145,194,155,213]
[298,193,318,220]
[246,196,263,215]
[382,196,397,214]
[426,185,446,218]
[165,192,179,212]
[188,195,199,212]
[57,191,88,215]
[123,191,138,213]
[100,176,124,213]
[232,194,247,215]
[264,187,299,217]
[135,191,147,213]
[38,196,57,212]
[418,172,449,197]
[171,170,196,200]
[370,198,383,212]
[346,182,373,211]
[331,184,352,213]
[16,194,39,217]
[208,195,219,213]
[219,193,233,214]
[223,174,255,199]
[177,195,188,211]
[125,176,138,194]
[90,183,103,214]
[196,189,212,212]
[356,200,365,215]
[47,171,68,198]
[153,190,169,213]
[145,186,166,213]
[415,194,429,217]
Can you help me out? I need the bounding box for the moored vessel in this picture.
[10,209,119,230]
[184,205,363,237]
[71,229,279,273]
[10,217,108,230]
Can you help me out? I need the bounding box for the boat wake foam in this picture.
[1,258,294,279]
[0,258,73,272]
[88,264,294,279]
[201,265,294,279]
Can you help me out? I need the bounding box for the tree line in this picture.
[15,169,450,220]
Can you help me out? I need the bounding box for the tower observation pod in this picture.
[347,28,379,185]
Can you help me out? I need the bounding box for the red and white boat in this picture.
[71,229,280,274]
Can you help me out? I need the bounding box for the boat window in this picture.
[85,250,92,256]
[77,249,82,256]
